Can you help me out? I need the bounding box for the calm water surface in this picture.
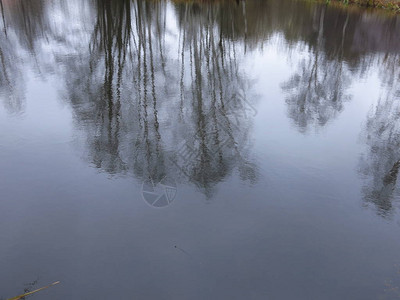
[1,0,400,299]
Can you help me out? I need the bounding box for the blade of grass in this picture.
[7,281,60,300]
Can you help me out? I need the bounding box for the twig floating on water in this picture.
[7,281,60,300]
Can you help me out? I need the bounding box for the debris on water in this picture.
[7,281,60,300]
[174,245,191,256]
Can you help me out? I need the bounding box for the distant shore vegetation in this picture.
[171,0,400,13]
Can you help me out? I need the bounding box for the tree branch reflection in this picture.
[359,55,400,217]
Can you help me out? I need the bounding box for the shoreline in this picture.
[174,0,400,13]
[321,0,400,12]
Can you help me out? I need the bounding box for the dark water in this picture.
[1,0,400,299]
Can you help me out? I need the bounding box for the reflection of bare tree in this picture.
[61,0,257,198]
[0,12,25,114]
[64,0,135,175]
[4,0,48,52]
[172,2,257,196]
[281,6,351,133]
[3,0,400,202]
[63,0,176,183]
[359,57,400,217]
[0,0,55,114]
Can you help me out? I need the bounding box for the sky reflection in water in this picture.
[0,0,400,299]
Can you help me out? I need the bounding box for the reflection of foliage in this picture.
[281,6,351,132]
[360,57,400,217]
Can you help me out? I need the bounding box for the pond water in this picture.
[1,0,400,299]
